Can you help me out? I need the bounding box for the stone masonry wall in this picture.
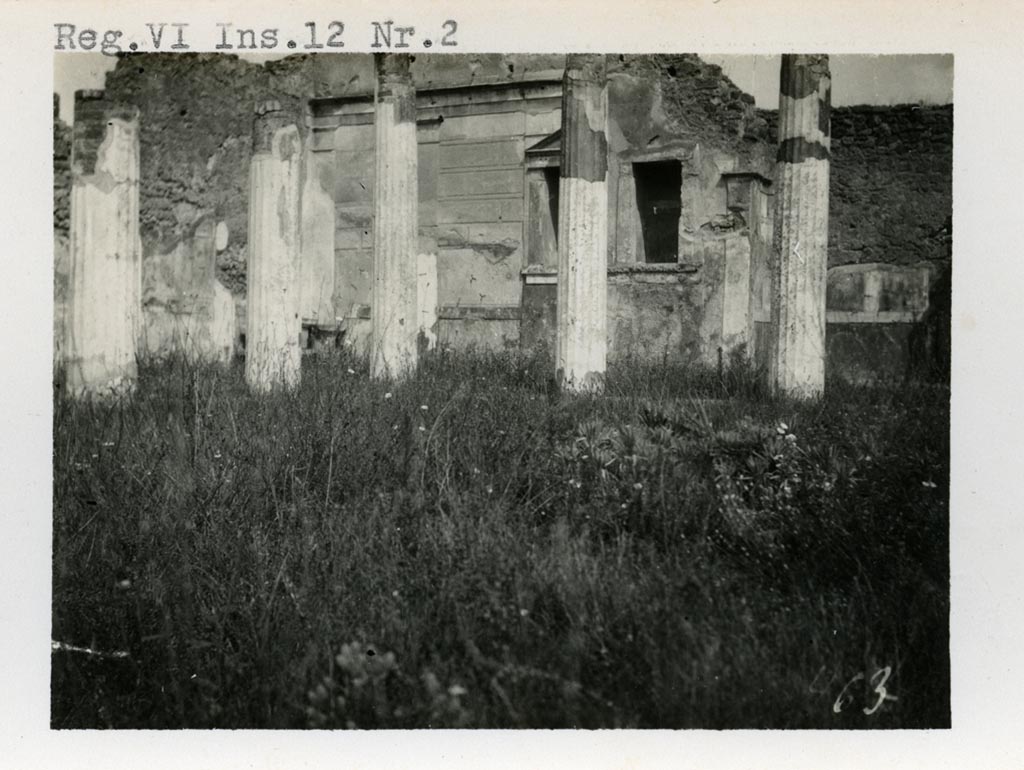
[102,53,318,295]
[614,55,773,168]
[54,95,72,237]
[760,104,953,268]
[54,96,72,365]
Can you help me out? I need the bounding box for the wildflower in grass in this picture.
[347,368,355,374]
[519,608,529,617]
[384,392,393,400]
[922,480,937,489]
[101,441,114,448]
[777,422,789,435]
[418,425,426,432]
[633,482,643,490]
[420,404,428,411]
[448,684,467,697]
[486,485,493,495]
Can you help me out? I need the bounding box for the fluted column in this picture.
[65,91,142,398]
[246,100,303,392]
[770,54,831,397]
[556,54,609,392]
[371,53,419,380]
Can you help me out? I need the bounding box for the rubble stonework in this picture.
[53,96,73,366]
[245,101,303,392]
[769,54,831,398]
[759,104,953,269]
[556,54,609,390]
[102,54,316,294]
[370,53,420,379]
[53,95,72,237]
[64,92,142,397]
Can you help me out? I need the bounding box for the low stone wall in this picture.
[755,260,950,383]
[823,261,947,383]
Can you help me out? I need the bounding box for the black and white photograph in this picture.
[3,0,1024,767]
[50,47,952,730]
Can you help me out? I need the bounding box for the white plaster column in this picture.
[556,54,609,391]
[371,53,419,380]
[770,54,831,397]
[246,100,303,392]
[65,91,142,398]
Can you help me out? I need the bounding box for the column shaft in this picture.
[246,101,303,392]
[556,54,609,391]
[371,53,419,379]
[770,54,831,397]
[65,91,142,398]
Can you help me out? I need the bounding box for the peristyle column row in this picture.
[65,54,830,400]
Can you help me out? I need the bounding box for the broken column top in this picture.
[780,54,831,99]
[375,52,413,83]
[72,90,138,121]
[778,54,831,163]
[74,88,106,102]
[255,99,283,116]
[374,53,416,125]
[72,94,139,176]
[252,99,298,152]
[564,53,607,82]
[375,53,415,108]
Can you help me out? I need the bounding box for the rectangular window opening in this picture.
[526,165,561,268]
[543,166,560,249]
[634,160,682,264]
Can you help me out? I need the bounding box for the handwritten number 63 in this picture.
[831,666,898,715]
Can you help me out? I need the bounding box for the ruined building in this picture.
[53,53,952,389]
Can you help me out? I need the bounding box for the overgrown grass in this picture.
[51,347,949,728]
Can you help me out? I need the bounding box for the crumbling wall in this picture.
[54,95,72,237]
[102,53,317,295]
[88,53,319,359]
[603,55,774,364]
[314,53,567,97]
[54,96,73,366]
[612,55,773,168]
[760,104,953,268]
